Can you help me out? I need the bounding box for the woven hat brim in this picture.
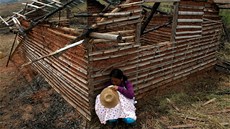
[100,87,119,108]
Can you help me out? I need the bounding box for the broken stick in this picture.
[208,109,230,114]
[166,98,180,112]
[202,98,216,106]
[168,124,195,129]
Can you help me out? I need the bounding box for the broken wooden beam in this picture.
[89,32,122,41]
[141,2,160,35]
[93,15,140,27]
[143,21,172,34]
[25,0,78,33]
[47,28,122,41]
[118,0,144,8]
[98,0,131,22]
[22,3,41,9]
[74,9,142,17]
[13,12,27,20]
[0,16,13,30]
[32,0,57,8]
[21,40,84,67]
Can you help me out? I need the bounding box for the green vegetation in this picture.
[220,9,230,27]
[217,42,230,61]
[135,71,230,129]
[158,2,173,14]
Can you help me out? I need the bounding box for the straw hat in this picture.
[100,86,119,108]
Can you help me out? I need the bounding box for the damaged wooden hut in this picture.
[1,0,228,121]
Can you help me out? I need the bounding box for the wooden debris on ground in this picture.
[167,124,195,129]
[164,91,230,129]
[202,98,217,107]
[208,109,230,114]
[166,98,180,112]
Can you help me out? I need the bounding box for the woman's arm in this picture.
[117,81,134,99]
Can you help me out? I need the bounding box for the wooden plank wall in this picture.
[87,0,142,95]
[135,0,222,98]
[19,22,91,120]
[88,0,221,118]
[141,15,172,44]
[18,0,222,121]
[175,1,205,40]
[85,0,143,119]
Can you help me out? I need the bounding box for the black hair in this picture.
[109,68,128,82]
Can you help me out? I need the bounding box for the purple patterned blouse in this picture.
[106,80,134,99]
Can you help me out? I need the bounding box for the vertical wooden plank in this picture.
[134,16,141,96]
[86,1,97,120]
[170,2,179,44]
[135,17,142,45]
[84,38,93,121]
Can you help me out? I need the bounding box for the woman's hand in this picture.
[111,85,119,91]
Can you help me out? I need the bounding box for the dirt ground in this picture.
[0,33,230,129]
[0,34,86,129]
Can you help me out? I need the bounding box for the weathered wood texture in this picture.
[141,15,172,44]
[87,0,142,114]
[19,20,91,120]
[18,0,222,121]
[135,0,222,98]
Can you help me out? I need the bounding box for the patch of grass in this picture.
[217,42,230,61]
[135,69,230,129]
[220,9,230,27]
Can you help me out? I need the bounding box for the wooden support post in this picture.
[10,36,26,61]
[170,2,179,43]
[6,33,18,67]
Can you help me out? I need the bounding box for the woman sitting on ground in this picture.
[95,68,136,126]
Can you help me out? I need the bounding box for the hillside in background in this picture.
[0,0,27,4]
[0,0,29,18]
[1,0,18,4]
